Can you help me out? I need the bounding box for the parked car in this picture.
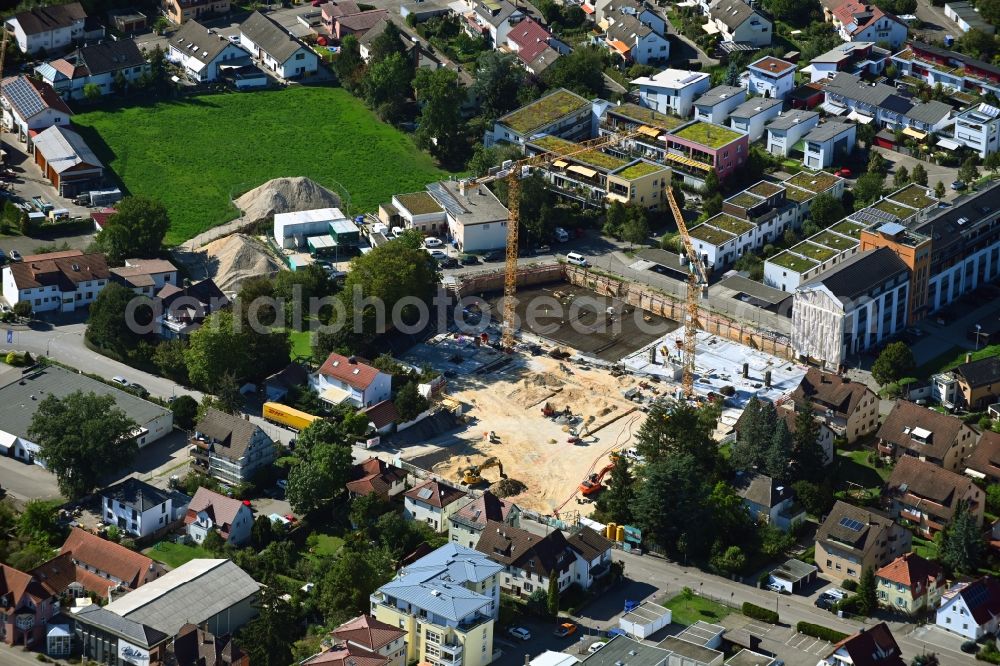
[427,248,447,260]
[424,237,443,248]
[508,627,531,641]
[588,642,607,653]
[834,168,852,178]
[9,249,21,262]
[566,252,589,267]
[0,304,10,313]
[483,250,504,262]
[129,384,149,397]
[553,623,577,638]
[111,376,130,387]
[460,254,480,265]
[554,226,570,242]
[951,180,967,190]
[439,257,459,269]
[766,582,784,593]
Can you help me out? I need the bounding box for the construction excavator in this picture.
[578,453,619,496]
[459,457,507,485]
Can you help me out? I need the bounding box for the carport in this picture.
[769,558,818,594]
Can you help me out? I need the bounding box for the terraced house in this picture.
[892,41,1000,100]
[663,120,748,186]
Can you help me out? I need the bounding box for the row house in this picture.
[820,72,952,133]
[693,85,746,124]
[892,41,1000,99]
[240,11,319,79]
[728,97,782,142]
[167,20,248,83]
[765,110,821,157]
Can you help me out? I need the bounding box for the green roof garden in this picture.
[706,213,754,236]
[793,241,838,262]
[782,186,814,203]
[500,89,591,135]
[611,103,685,131]
[689,223,736,245]
[888,184,936,211]
[769,251,819,273]
[531,135,628,171]
[830,220,865,237]
[747,181,783,198]
[394,191,443,215]
[873,199,917,219]
[785,170,840,193]
[726,192,763,209]
[671,122,744,149]
[811,230,859,252]
[615,161,666,180]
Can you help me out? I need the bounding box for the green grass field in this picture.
[144,540,213,569]
[660,591,731,626]
[72,88,454,245]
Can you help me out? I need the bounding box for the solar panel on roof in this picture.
[839,517,864,531]
[418,487,433,499]
[427,182,468,218]
[4,78,45,120]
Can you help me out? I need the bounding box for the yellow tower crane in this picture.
[667,186,707,398]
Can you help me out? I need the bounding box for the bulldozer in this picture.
[459,457,508,486]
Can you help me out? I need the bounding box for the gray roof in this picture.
[806,247,908,301]
[709,0,759,31]
[726,649,777,666]
[73,604,169,649]
[101,478,172,512]
[809,41,876,64]
[171,20,240,65]
[32,125,102,174]
[583,635,671,666]
[718,274,791,306]
[607,14,652,43]
[728,97,782,119]
[734,471,792,508]
[803,120,854,142]
[905,100,951,125]
[657,637,723,665]
[427,181,509,227]
[766,110,819,131]
[194,408,269,462]
[770,557,817,583]
[104,559,260,637]
[822,72,894,106]
[0,365,171,440]
[11,2,86,36]
[75,39,146,76]
[240,11,307,63]
[474,0,519,27]
[695,85,744,108]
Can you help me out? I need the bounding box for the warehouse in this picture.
[0,365,173,466]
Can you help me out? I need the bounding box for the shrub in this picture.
[841,580,858,592]
[742,602,779,624]
[796,622,849,642]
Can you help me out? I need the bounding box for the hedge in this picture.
[796,622,849,642]
[742,602,779,624]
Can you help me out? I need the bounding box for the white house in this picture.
[403,480,468,532]
[803,121,856,169]
[728,97,783,141]
[0,76,72,144]
[733,471,806,531]
[469,0,524,46]
[5,2,89,55]
[101,478,187,539]
[604,14,669,66]
[801,41,889,83]
[936,577,1000,640]
[709,0,772,47]
[274,207,349,249]
[312,352,392,408]
[436,180,509,252]
[834,4,908,50]
[631,69,711,117]
[747,56,796,100]
[566,527,614,589]
[2,250,109,313]
[953,103,1000,158]
[239,11,318,79]
[35,40,150,100]
[766,110,820,156]
[693,85,746,124]
[168,19,248,82]
[184,487,254,547]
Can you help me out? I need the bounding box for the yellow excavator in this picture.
[459,457,507,485]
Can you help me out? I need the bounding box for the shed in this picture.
[768,558,817,593]
[677,621,725,649]
[619,601,671,639]
[330,217,361,246]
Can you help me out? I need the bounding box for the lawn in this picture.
[769,250,819,273]
[305,533,345,563]
[916,344,1000,379]
[836,448,892,487]
[72,88,454,245]
[144,540,213,569]
[660,591,731,626]
[912,536,938,561]
[288,329,314,361]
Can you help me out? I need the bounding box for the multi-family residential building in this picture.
[728,98,782,141]
[820,72,952,132]
[708,0,772,47]
[801,41,889,82]
[885,456,983,536]
[487,88,593,146]
[965,430,1000,483]
[603,14,669,65]
[167,20,248,83]
[953,103,1000,158]
[156,277,229,339]
[936,577,1000,639]
[404,479,469,531]
[312,352,392,408]
[54,527,166,597]
[1,250,108,313]
[732,472,806,531]
[946,355,1000,411]
[765,110,821,156]
[458,0,524,47]
[35,39,150,100]
[892,41,1000,99]
[161,0,232,25]
[32,125,105,196]
[476,520,579,596]
[100,478,186,539]
[598,101,686,164]
[802,121,857,169]
[817,623,905,666]
[449,491,520,548]
[240,11,319,79]
[879,396,975,468]
[5,2,90,55]
[815,501,911,582]
[0,75,72,144]
[184,487,254,546]
[664,120,748,186]
[790,368,879,443]
[631,69,711,118]
[370,543,502,666]
[110,259,179,297]
[191,409,277,486]
[830,2,907,48]
[747,57,796,100]
[0,563,62,650]
[303,615,407,666]
[693,85,746,124]
[875,553,944,615]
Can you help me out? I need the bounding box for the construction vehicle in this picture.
[579,454,620,495]
[667,186,708,399]
[459,457,507,485]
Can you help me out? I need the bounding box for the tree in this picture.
[252,513,277,549]
[28,391,138,499]
[17,499,63,547]
[856,567,878,615]
[985,152,1000,174]
[710,545,746,575]
[184,311,253,389]
[603,200,628,238]
[956,29,996,60]
[473,51,525,122]
[467,142,521,178]
[958,157,980,184]
[762,0,819,27]
[731,396,777,472]
[596,454,636,525]
[939,502,985,574]
[316,545,395,625]
[893,165,910,188]
[707,481,753,543]
[237,276,277,327]
[395,381,429,422]
[723,60,741,86]
[634,400,723,475]
[791,404,826,481]
[333,35,365,93]
[171,394,198,430]
[979,0,1000,24]
[621,210,650,248]
[792,479,834,516]
[702,169,721,196]
[808,193,845,229]
[368,20,408,64]
[854,172,885,205]
[350,491,390,531]
[542,47,606,98]
[856,121,877,147]
[867,151,889,176]
[910,162,928,186]
[414,67,468,166]
[871,341,916,385]
[86,283,149,354]
[237,579,296,666]
[83,83,101,101]
[96,196,171,263]
[12,300,31,320]
[202,529,225,554]
[934,180,946,199]
[286,420,353,514]
[764,418,792,482]
[364,52,412,123]
[634,454,713,558]
[153,339,189,384]
[547,568,559,616]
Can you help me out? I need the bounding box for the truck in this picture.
[262,402,320,431]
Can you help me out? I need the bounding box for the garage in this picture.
[768,558,818,594]
[619,601,671,639]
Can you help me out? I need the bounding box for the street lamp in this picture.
[975,324,983,351]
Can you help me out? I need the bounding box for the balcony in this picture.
[437,643,463,666]
[456,612,491,632]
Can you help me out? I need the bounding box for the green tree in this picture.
[958,157,980,184]
[702,169,721,196]
[466,142,522,178]
[979,0,1000,24]
[28,392,138,499]
[854,172,885,205]
[758,524,795,557]
[634,400,723,475]
[286,420,353,514]
[603,200,628,238]
[153,339,189,384]
[856,566,878,615]
[542,47,606,98]
[170,394,198,430]
[939,501,985,574]
[395,381,429,422]
[985,152,1000,174]
[547,568,559,616]
[764,418,792,482]
[83,83,101,101]
[252,513,277,549]
[807,193,845,229]
[856,121,877,147]
[893,165,910,188]
[956,29,996,60]
[634,454,713,558]
[987,484,1000,515]
[707,481,753,542]
[472,51,525,122]
[710,545,746,575]
[723,60,740,86]
[202,529,225,554]
[791,404,826,481]
[791,479,835,516]
[237,276,277,327]
[910,162,928,186]
[871,341,916,385]
[86,283,148,354]
[184,311,253,389]
[364,52,412,123]
[414,67,468,166]
[596,453,636,525]
[17,499,64,547]
[333,34,365,93]
[237,578,297,666]
[350,491,390,531]
[316,545,395,625]
[96,196,171,263]
[762,0,819,27]
[934,180,946,199]
[732,396,776,472]
[867,151,889,176]
[621,210,650,248]
[368,20,408,64]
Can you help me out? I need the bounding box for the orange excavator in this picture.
[579,454,619,496]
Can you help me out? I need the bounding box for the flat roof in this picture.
[678,621,726,646]
[582,635,670,666]
[783,170,841,193]
[499,88,591,135]
[622,601,671,625]
[718,275,792,306]
[274,207,346,224]
[631,69,709,90]
[726,649,777,666]
[671,121,744,149]
[657,636,723,664]
[393,191,443,215]
[771,557,818,582]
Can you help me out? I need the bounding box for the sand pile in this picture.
[490,478,527,498]
[201,233,281,293]
[235,177,342,223]
[507,373,565,408]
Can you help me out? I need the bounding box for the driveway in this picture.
[872,147,960,199]
[912,0,964,42]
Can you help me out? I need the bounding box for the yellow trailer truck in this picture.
[263,402,320,431]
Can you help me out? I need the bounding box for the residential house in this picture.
[765,110,821,157]
[362,400,400,436]
[936,577,1000,640]
[359,18,443,70]
[0,563,60,649]
[965,430,1000,483]
[403,479,468,531]
[459,0,524,47]
[347,457,407,500]
[820,72,952,132]
[601,0,666,33]
[262,364,308,403]
[191,409,277,486]
[1,250,109,313]
[830,2,907,49]
[802,121,856,169]
[604,14,669,66]
[733,472,806,531]
[953,103,1000,158]
[817,623,905,666]
[505,17,562,75]
[0,75,72,144]
[789,368,879,443]
[476,520,577,596]
[320,1,361,34]
[488,87,593,146]
[169,623,249,666]
[781,406,836,465]
[631,69,711,118]
[952,354,1000,410]
[240,11,319,79]
[328,6,389,40]
[100,478,186,539]
[168,20,248,83]
[161,0,232,25]
[747,57,796,100]
[184,487,254,546]
[312,352,392,408]
[36,39,150,100]
[885,456,983,536]
[303,615,407,666]
[156,278,229,339]
[53,527,165,598]
[693,85,746,124]
[892,41,1000,99]
[370,543,501,666]
[802,41,889,82]
[449,491,520,548]
[875,553,944,615]
[944,1,996,35]
[5,2,90,55]
[664,120,749,187]
[815,501,911,582]
[876,400,976,471]
[728,97,783,142]
[790,247,910,370]
[566,527,614,590]
[110,259,179,297]
[437,180,511,252]
[708,0,772,47]
[31,125,104,196]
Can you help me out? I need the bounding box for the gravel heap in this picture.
[201,233,281,293]
[489,478,528,498]
[235,177,342,223]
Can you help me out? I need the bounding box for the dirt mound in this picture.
[490,478,528,498]
[201,233,282,293]
[235,177,342,223]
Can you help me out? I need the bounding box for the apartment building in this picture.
[875,553,944,615]
[5,2,90,54]
[631,69,711,118]
[885,456,983,536]
[790,368,880,443]
[815,501,911,582]
[100,478,185,539]
[877,400,977,472]
[820,72,952,133]
[404,480,468,532]
[191,409,277,486]
[892,41,1000,99]
[487,88,593,146]
[831,3,907,49]
[598,102,686,164]
[2,250,108,313]
[953,103,1000,158]
[747,57,796,100]
[664,120,748,186]
[448,491,520,548]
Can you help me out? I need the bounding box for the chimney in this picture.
[742,362,749,378]
[765,370,772,388]
[348,356,357,364]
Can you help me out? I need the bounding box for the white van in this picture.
[566,252,589,267]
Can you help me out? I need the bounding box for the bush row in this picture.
[742,602,779,624]
[796,622,848,642]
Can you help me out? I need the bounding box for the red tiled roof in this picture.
[90,208,116,230]
[346,456,405,497]
[876,553,942,591]
[59,528,160,591]
[507,18,551,65]
[362,400,399,430]
[751,56,795,75]
[828,623,904,666]
[7,252,109,290]
[303,646,388,666]
[453,490,514,527]
[318,352,382,389]
[330,614,405,652]
[404,479,466,508]
[185,487,248,535]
